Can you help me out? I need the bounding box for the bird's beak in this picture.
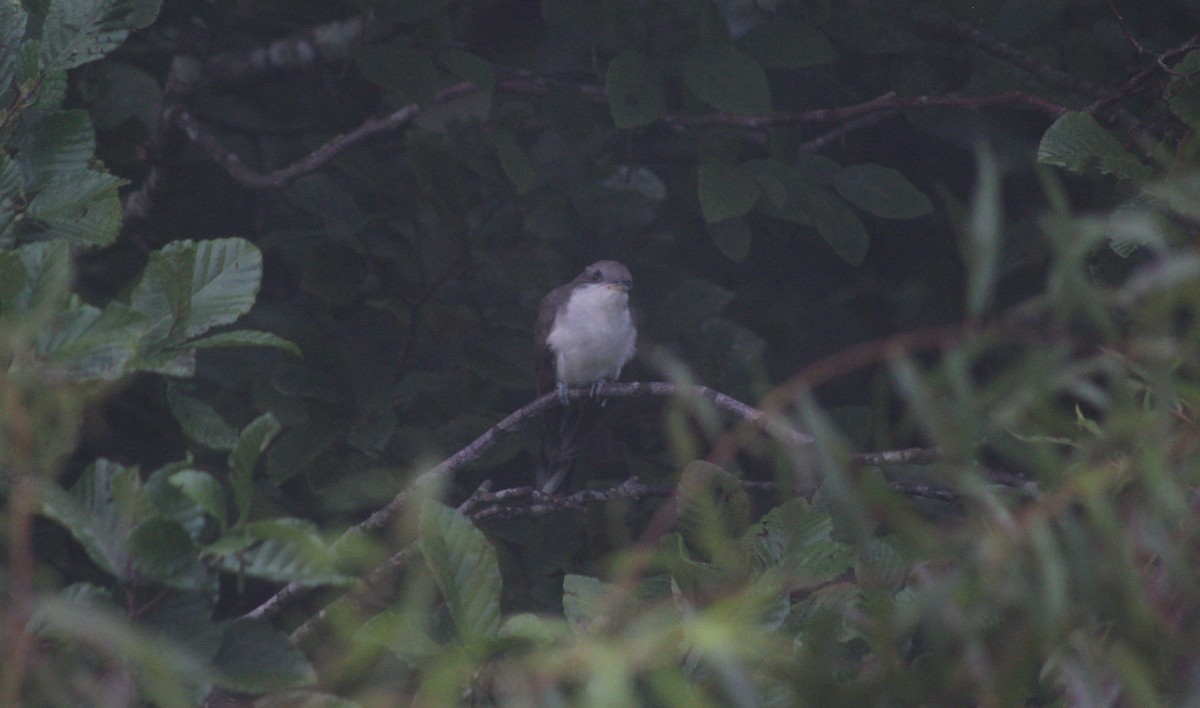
[607,282,631,293]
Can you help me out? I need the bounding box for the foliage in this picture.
[2,0,1200,704]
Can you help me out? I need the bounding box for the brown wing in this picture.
[534,282,571,396]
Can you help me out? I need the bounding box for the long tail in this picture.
[536,402,602,494]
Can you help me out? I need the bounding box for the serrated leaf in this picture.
[129,517,197,582]
[40,0,161,73]
[0,154,23,247]
[37,459,140,580]
[833,164,932,219]
[745,498,855,586]
[213,619,315,693]
[229,413,281,525]
[797,186,870,265]
[11,241,73,313]
[184,329,300,356]
[17,110,96,187]
[679,44,772,114]
[208,519,353,586]
[36,301,147,380]
[419,502,501,651]
[494,130,536,195]
[24,170,124,247]
[168,469,227,529]
[1037,111,1151,180]
[737,17,835,69]
[697,162,761,222]
[166,385,238,451]
[606,49,665,128]
[131,238,263,350]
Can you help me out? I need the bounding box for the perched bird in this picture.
[534,260,637,493]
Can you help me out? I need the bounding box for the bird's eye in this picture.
[590,271,602,282]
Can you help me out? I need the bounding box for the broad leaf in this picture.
[229,413,282,525]
[37,459,141,580]
[11,241,73,314]
[494,130,536,195]
[676,461,751,566]
[128,517,198,584]
[606,49,665,128]
[833,164,932,219]
[1037,112,1152,180]
[166,385,238,451]
[168,470,228,529]
[212,619,316,693]
[16,110,96,187]
[23,171,124,247]
[131,238,263,349]
[697,162,761,222]
[208,519,353,586]
[36,302,148,380]
[419,502,501,650]
[0,3,27,86]
[797,186,870,265]
[40,0,161,73]
[679,44,771,115]
[563,574,612,632]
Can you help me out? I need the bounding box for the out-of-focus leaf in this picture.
[183,329,300,356]
[356,42,442,105]
[737,17,835,68]
[797,185,870,265]
[1167,50,1200,128]
[833,164,933,219]
[707,217,752,262]
[745,158,811,224]
[419,502,501,651]
[494,130,537,195]
[1146,169,1200,222]
[168,469,227,529]
[679,44,771,114]
[167,385,238,451]
[437,48,494,93]
[229,413,282,525]
[697,162,761,223]
[212,618,316,693]
[131,238,262,349]
[606,49,665,128]
[676,461,751,565]
[965,145,1001,319]
[16,110,96,186]
[267,423,342,484]
[356,611,442,661]
[655,279,735,335]
[78,61,162,130]
[1037,112,1151,180]
[129,517,197,583]
[37,302,147,380]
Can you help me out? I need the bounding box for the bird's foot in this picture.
[556,382,570,407]
[590,379,609,407]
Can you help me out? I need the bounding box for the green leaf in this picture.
[229,413,282,525]
[1037,112,1152,180]
[356,42,442,106]
[745,499,855,586]
[436,48,494,94]
[697,162,761,222]
[797,186,870,265]
[129,517,197,583]
[11,241,73,314]
[131,238,263,350]
[654,278,735,335]
[606,49,666,128]
[212,619,316,693]
[833,164,933,219]
[168,469,227,529]
[745,158,812,224]
[563,574,612,632]
[37,459,140,580]
[737,17,835,69]
[679,44,772,114]
[208,519,353,586]
[1167,50,1200,128]
[356,611,442,661]
[166,385,238,451]
[36,302,148,380]
[184,329,300,356]
[965,145,1001,319]
[419,502,501,651]
[676,461,751,565]
[494,130,536,195]
[707,217,752,262]
[40,0,162,73]
[267,423,341,484]
[0,154,23,247]
[17,110,96,186]
[23,170,124,247]
[0,3,28,87]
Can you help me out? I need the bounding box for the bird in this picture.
[533,260,637,493]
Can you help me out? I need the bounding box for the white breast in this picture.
[546,285,637,386]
